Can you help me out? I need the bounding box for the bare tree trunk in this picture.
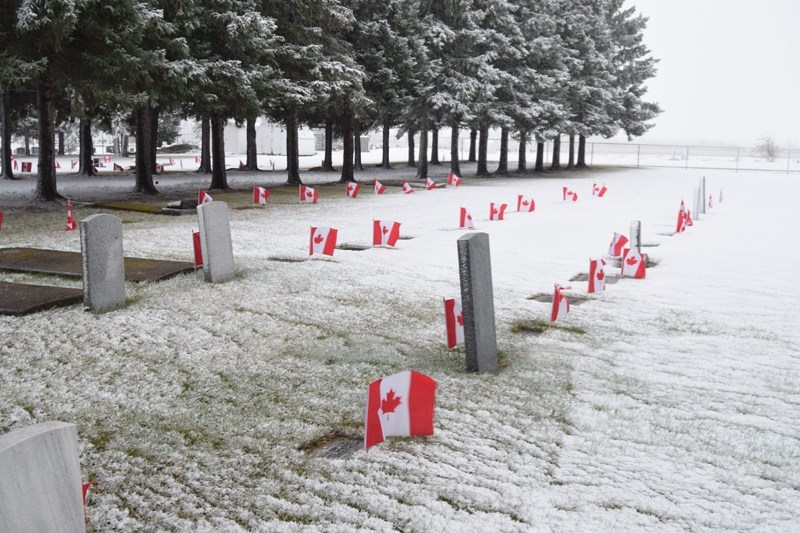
[197,115,211,173]
[496,127,509,174]
[134,104,158,194]
[24,135,30,156]
[535,140,544,171]
[78,117,94,176]
[34,71,60,201]
[430,128,440,164]
[567,134,575,169]
[476,122,489,176]
[577,134,587,168]
[285,108,301,185]
[468,128,477,162]
[354,120,364,171]
[381,120,391,169]
[1,90,15,179]
[322,118,334,171]
[57,131,65,155]
[340,111,354,182]
[245,115,259,170]
[550,135,561,169]
[450,120,461,177]
[415,112,429,180]
[210,112,229,189]
[407,130,416,167]
[121,135,129,157]
[149,105,160,174]
[517,130,527,172]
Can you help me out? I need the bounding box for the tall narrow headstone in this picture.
[693,187,702,221]
[0,422,85,533]
[700,176,707,214]
[630,220,641,254]
[197,201,235,283]
[80,213,125,312]
[457,232,498,373]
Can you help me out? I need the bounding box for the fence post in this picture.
[636,144,641,168]
[685,147,689,170]
[590,143,594,166]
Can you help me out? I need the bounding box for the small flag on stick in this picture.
[365,370,437,449]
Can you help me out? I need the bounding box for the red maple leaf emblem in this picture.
[382,226,389,235]
[456,313,463,326]
[466,215,472,221]
[381,389,402,414]
[522,200,529,206]
[492,209,498,216]
[596,270,605,280]
[626,256,638,266]
[306,190,313,198]
[314,233,324,244]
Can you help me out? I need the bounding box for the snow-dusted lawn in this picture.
[1,166,798,531]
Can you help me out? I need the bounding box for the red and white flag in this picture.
[82,481,99,508]
[621,248,646,278]
[365,370,437,449]
[373,220,401,247]
[551,284,570,322]
[676,200,687,233]
[593,183,608,197]
[686,209,693,227]
[563,187,578,202]
[12,157,17,170]
[588,258,606,294]
[194,156,201,164]
[489,203,507,221]
[373,179,386,195]
[447,171,462,187]
[708,194,713,209]
[65,200,77,231]
[168,157,175,166]
[459,207,474,229]
[71,160,78,169]
[239,160,246,169]
[192,230,203,268]
[608,232,629,257]
[444,297,464,348]
[253,186,270,205]
[516,195,535,212]
[402,180,415,194]
[103,155,111,163]
[300,184,319,204]
[55,160,61,169]
[310,226,338,256]
[346,181,361,198]
[198,189,213,205]
[113,163,124,172]
[0,210,4,230]
[21,162,32,172]
[425,176,437,190]
[155,163,164,174]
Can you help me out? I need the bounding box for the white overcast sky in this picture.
[611,0,800,148]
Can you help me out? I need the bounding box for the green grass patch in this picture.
[510,319,586,336]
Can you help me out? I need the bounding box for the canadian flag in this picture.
[12,158,17,170]
[563,187,578,202]
[588,258,606,294]
[309,227,338,256]
[708,194,713,209]
[103,156,111,163]
[373,220,401,247]
[447,171,462,187]
[551,284,570,322]
[373,179,386,195]
[686,209,693,227]
[516,195,535,212]
[113,163,125,172]
[346,181,361,198]
[364,370,437,449]
[155,163,164,174]
[194,156,201,164]
[65,200,77,231]
[459,207,475,229]
[300,184,319,204]
[198,189,213,205]
[608,232,629,257]
[168,157,175,166]
[489,203,507,221]
[21,162,32,172]
[253,186,270,205]
[676,200,687,233]
[0,210,4,230]
[402,180,415,194]
[621,248,646,278]
[192,230,203,268]
[82,481,99,507]
[444,297,464,349]
[55,160,61,169]
[593,183,608,197]
[239,160,246,169]
[425,176,437,190]
[71,160,78,169]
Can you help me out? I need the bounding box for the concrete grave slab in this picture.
[0,281,83,315]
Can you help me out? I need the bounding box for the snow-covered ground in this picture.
[0,165,798,532]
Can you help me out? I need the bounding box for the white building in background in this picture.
[175,118,316,156]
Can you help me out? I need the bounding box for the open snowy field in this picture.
[1,166,798,531]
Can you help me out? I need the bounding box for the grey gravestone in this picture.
[700,176,707,214]
[694,187,702,221]
[457,232,498,373]
[0,422,85,533]
[80,213,125,313]
[630,220,641,254]
[197,201,235,283]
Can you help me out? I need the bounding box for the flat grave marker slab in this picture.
[0,281,82,315]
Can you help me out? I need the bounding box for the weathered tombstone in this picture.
[457,232,498,373]
[694,187,702,221]
[0,422,85,533]
[80,213,125,312]
[630,220,641,254]
[197,201,235,283]
[700,176,707,214]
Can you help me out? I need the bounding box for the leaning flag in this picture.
[551,284,570,322]
[593,183,608,197]
[0,211,4,230]
[21,162,32,172]
[708,194,713,209]
[300,184,319,204]
[310,227,338,256]
[676,200,687,233]
[65,200,77,231]
[402,180,415,194]
[192,231,203,268]
[425,176,437,190]
[239,160,246,170]
[194,156,201,164]
[459,207,475,229]
[563,187,578,202]
[198,189,213,205]
[12,158,17,170]
[447,171,462,187]
[588,258,607,294]
[686,210,694,227]
[168,157,175,166]
[113,163,124,172]
[82,481,99,507]
[373,220,401,247]
[517,195,535,212]
[365,370,437,449]
[346,181,361,198]
[253,186,270,205]
[621,248,646,279]
[155,163,164,174]
[55,160,61,169]
[373,179,386,195]
[444,297,464,349]
[608,233,629,257]
[71,160,78,169]
[489,203,507,221]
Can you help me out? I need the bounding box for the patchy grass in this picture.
[510,319,586,336]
